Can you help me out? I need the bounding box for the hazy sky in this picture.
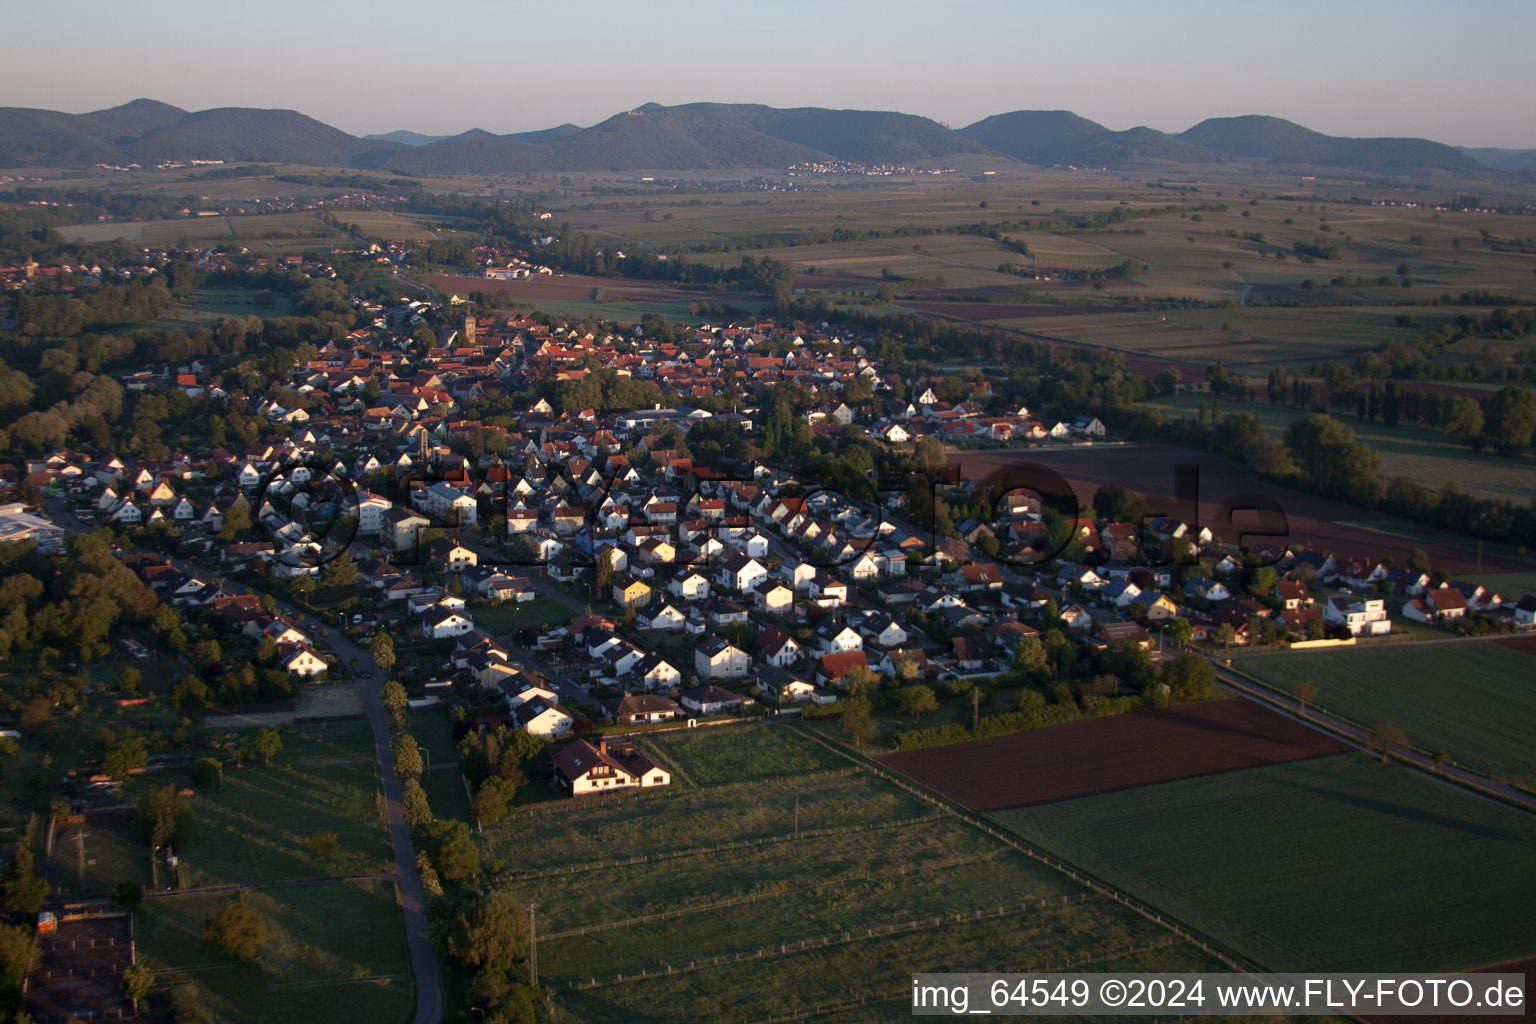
[8,0,1535,147]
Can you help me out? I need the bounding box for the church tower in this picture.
[464,312,477,347]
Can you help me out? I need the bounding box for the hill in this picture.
[1459,146,1536,174]
[959,110,1220,166]
[0,99,1506,177]
[1179,115,1484,172]
[364,130,452,147]
[381,102,986,173]
[0,101,405,168]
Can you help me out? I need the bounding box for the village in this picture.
[11,290,1535,817]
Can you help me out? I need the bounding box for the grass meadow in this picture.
[1140,391,1536,503]
[995,753,1536,972]
[134,879,411,1024]
[481,724,1227,1020]
[1239,640,1536,779]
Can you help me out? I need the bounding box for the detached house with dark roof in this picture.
[553,738,671,797]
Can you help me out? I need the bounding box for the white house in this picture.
[694,635,749,679]
[513,696,574,738]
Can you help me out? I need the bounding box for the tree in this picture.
[0,925,39,1015]
[322,550,359,588]
[204,901,268,960]
[420,819,479,882]
[2,831,46,915]
[1161,654,1214,701]
[104,734,149,779]
[139,784,194,849]
[1165,618,1194,645]
[401,779,432,826]
[1407,547,1432,575]
[392,733,424,780]
[381,679,408,713]
[1486,386,1536,452]
[1366,723,1408,764]
[1011,636,1051,682]
[171,982,205,1023]
[252,727,282,766]
[370,632,396,673]
[191,757,223,790]
[306,831,339,862]
[1291,680,1319,717]
[895,684,938,718]
[445,891,529,977]
[1213,622,1238,649]
[111,881,144,912]
[471,776,518,825]
[122,962,154,1007]
[840,708,878,747]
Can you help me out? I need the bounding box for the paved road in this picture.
[1213,663,1536,815]
[47,499,445,1024]
[318,622,445,1024]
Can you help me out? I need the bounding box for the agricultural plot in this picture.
[880,699,1349,811]
[1239,641,1536,780]
[639,722,847,786]
[136,286,298,335]
[75,717,392,895]
[484,724,1228,1021]
[995,754,1536,972]
[1139,392,1536,503]
[133,879,411,1024]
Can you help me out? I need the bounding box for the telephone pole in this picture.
[793,795,800,839]
[527,900,538,988]
[972,686,980,731]
[73,828,91,890]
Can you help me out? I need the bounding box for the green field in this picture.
[470,597,574,635]
[1240,641,1536,779]
[58,717,393,898]
[478,724,1231,1021]
[995,754,1536,971]
[638,723,848,786]
[420,766,472,823]
[132,286,298,335]
[134,879,411,1024]
[408,705,460,765]
[1142,392,1536,503]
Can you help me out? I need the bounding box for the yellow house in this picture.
[612,576,652,608]
[1144,594,1180,621]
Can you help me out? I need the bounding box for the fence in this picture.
[528,813,943,880]
[574,893,1105,989]
[544,850,1003,940]
[792,725,1258,972]
[732,936,1183,1024]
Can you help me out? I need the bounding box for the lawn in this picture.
[638,723,847,787]
[133,879,411,1024]
[480,721,1231,1021]
[1140,392,1536,504]
[407,705,459,765]
[994,753,1536,971]
[1239,641,1536,779]
[107,717,392,892]
[420,766,471,824]
[479,768,929,870]
[471,597,573,636]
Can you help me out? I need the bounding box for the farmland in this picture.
[133,879,412,1024]
[995,753,1536,972]
[478,725,1232,1021]
[50,717,392,898]
[1139,391,1536,503]
[880,698,1349,811]
[134,286,297,335]
[949,444,1531,576]
[1238,640,1536,780]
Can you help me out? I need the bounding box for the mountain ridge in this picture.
[0,99,1500,176]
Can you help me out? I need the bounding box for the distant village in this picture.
[8,276,1535,796]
